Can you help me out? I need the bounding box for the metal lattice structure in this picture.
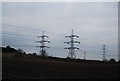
[64,29,80,58]
[102,44,106,61]
[36,31,50,57]
[84,51,86,60]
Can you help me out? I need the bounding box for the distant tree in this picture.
[67,57,70,59]
[77,58,81,61]
[118,60,120,63]
[6,46,11,49]
[33,52,37,56]
[18,48,24,54]
[109,58,116,63]
[2,46,11,53]
[3,46,17,53]
[28,53,32,55]
[23,52,26,54]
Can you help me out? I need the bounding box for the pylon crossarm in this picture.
[40,46,49,48]
[36,41,41,43]
[64,47,79,50]
[64,47,70,49]
[64,42,70,44]
[42,40,50,43]
[37,35,49,38]
[74,41,80,44]
[74,47,79,50]
[71,35,79,38]
[43,35,49,38]
[36,46,49,48]
[37,40,50,43]
[70,47,79,49]
[65,35,72,38]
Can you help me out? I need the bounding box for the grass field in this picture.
[2,53,120,80]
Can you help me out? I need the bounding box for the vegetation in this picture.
[2,46,120,80]
[109,58,116,63]
[2,46,119,63]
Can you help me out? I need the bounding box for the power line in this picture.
[77,48,101,55]
[2,23,109,47]
[2,33,37,41]
[80,43,101,49]
[2,32,64,44]
[2,23,42,32]
[2,31,115,55]
[2,23,67,42]
[3,38,35,45]
[2,23,117,60]
[2,23,59,35]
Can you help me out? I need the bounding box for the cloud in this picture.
[2,2,118,60]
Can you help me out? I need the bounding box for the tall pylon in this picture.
[64,29,80,58]
[102,44,106,61]
[36,31,50,57]
[84,51,86,60]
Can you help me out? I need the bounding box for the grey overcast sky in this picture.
[2,2,118,61]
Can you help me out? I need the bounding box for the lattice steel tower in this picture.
[36,31,50,57]
[64,29,80,58]
[84,51,86,60]
[102,44,106,61]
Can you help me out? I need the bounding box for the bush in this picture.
[118,60,120,63]
[109,58,116,63]
[28,53,32,55]
[18,49,24,54]
[33,53,37,56]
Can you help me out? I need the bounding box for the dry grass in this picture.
[2,53,120,80]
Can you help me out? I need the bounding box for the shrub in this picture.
[18,49,24,54]
[118,60,120,63]
[109,58,116,63]
[33,53,37,56]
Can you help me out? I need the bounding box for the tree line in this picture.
[2,46,37,56]
[1,46,120,63]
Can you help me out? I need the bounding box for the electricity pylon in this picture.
[84,51,86,60]
[36,31,50,57]
[102,44,106,61]
[64,29,80,58]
